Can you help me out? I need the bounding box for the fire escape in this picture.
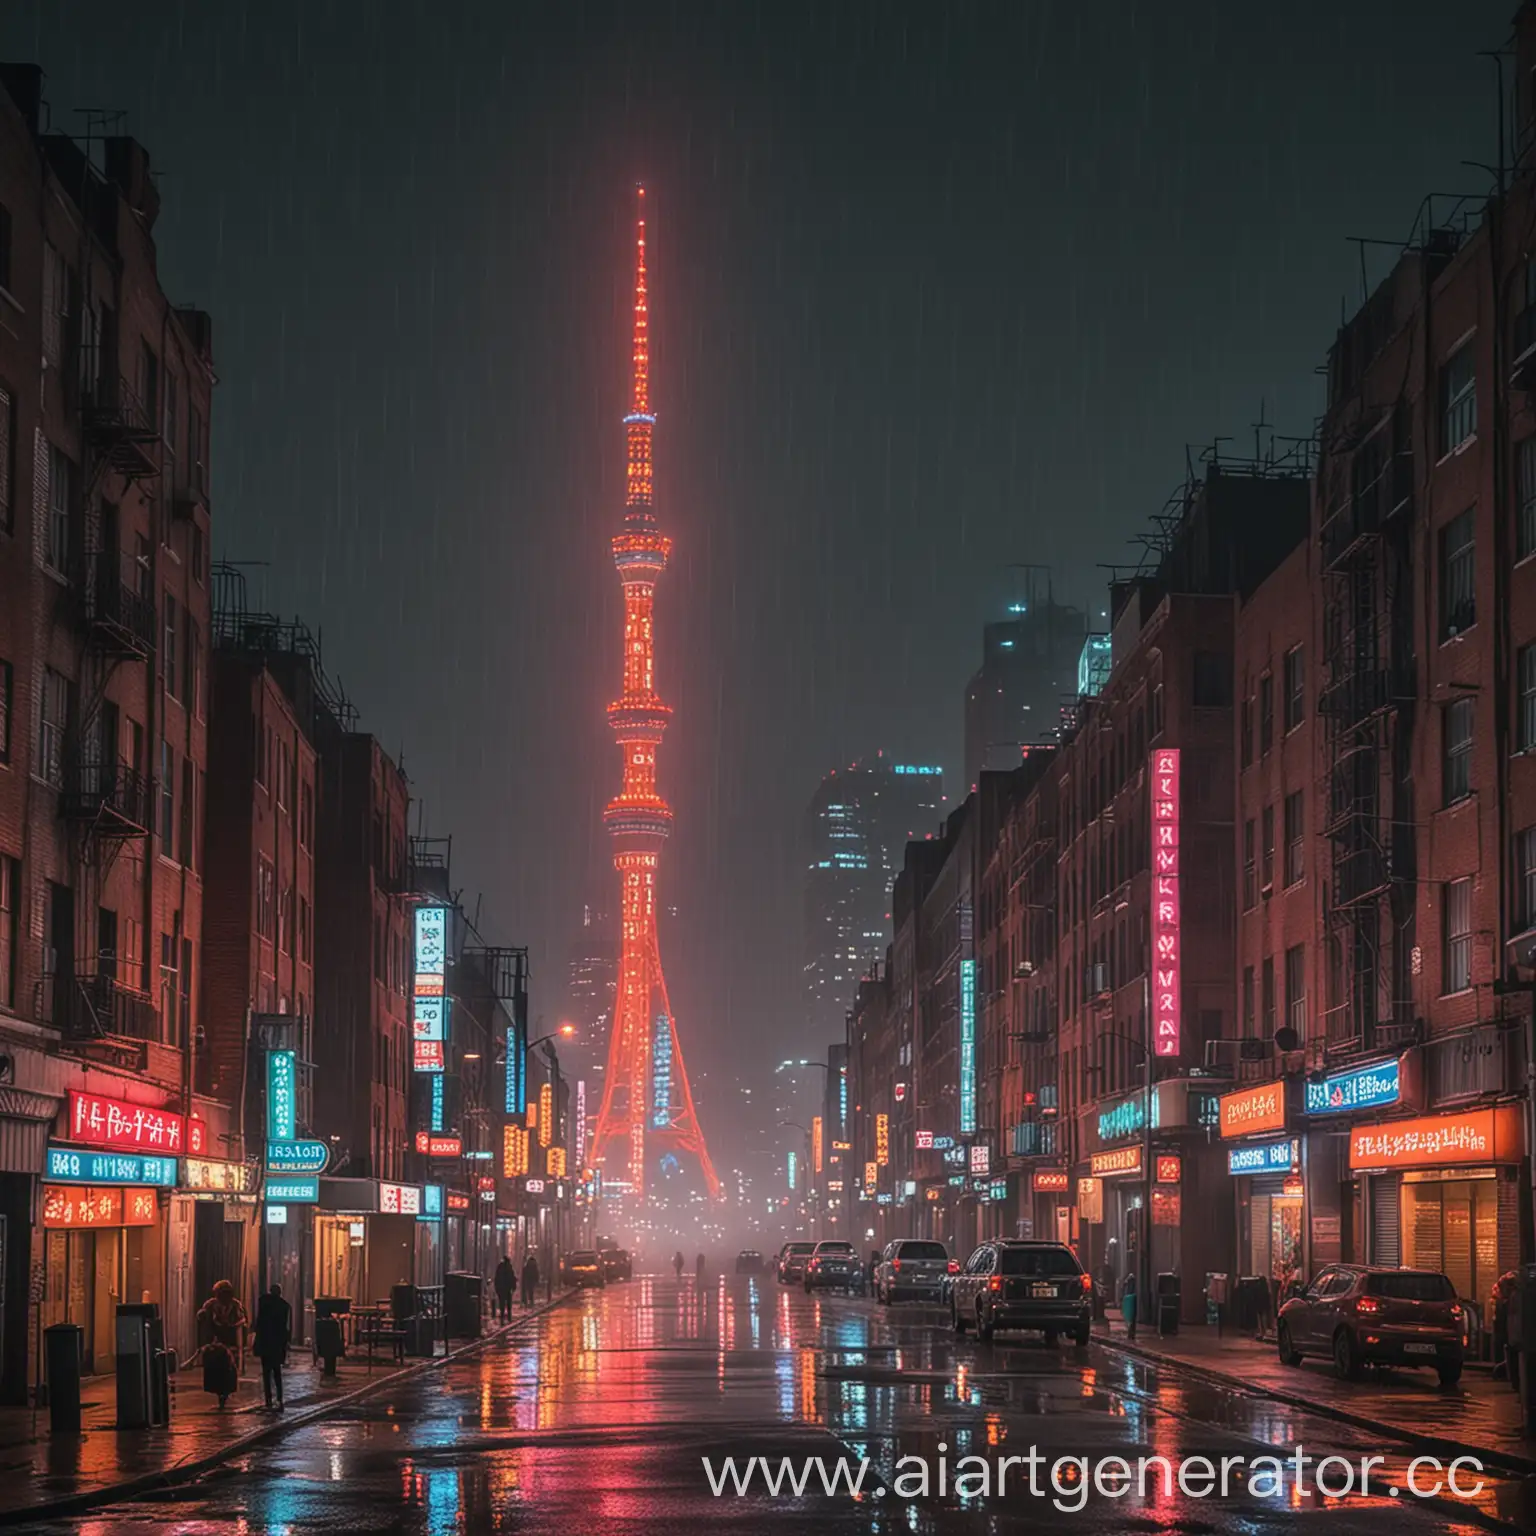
[1318,406,1416,1057]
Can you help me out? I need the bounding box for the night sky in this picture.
[2,0,1513,1165]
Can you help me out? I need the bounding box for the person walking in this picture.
[494,1255,516,1323]
[695,1253,705,1282]
[197,1279,248,1409]
[520,1251,540,1307]
[253,1283,292,1410]
[673,1250,685,1280]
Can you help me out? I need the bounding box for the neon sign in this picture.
[505,1022,526,1116]
[539,1082,554,1148]
[68,1090,185,1153]
[414,1040,445,1073]
[420,1184,443,1222]
[413,996,447,1042]
[875,1113,889,1165]
[1097,1092,1146,1143]
[265,1139,329,1173]
[1305,1058,1401,1115]
[503,1123,529,1178]
[812,1115,824,1174]
[969,1143,990,1175]
[652,1013,672,1129]
[45,1148,176,1186]
[42,1185,157,1229]
[575,1079,587,1168]
[265,1177,319,1203]
[787,1149,797,1190]
[1227,1138,1297,1175]
[430,1072,446,1133]
[268,1050,297,1141]
[1150,747,1182,1058]
[413,907,447,993]
[379,1182,422,1215]
[1219,1081,1286,1138]
[415,1133,462,1157]
[959,957,977,1133]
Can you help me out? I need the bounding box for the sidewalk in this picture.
[0,1297,566,1524]
[1097,1315,1536,1473]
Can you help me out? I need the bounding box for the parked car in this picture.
[735,1250,766,1274]
[875,1239,954,1303]
[777,1241,816,1284]
[949,1241,1092,1344]
[600,1247,632,1283]
[1277,1265,1463,1386]
[804,1240,861,1293]
[563,1251,607,1290]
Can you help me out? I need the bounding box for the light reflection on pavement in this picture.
[43,1273,1534,1533]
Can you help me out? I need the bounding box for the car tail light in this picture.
[1450,1303,1463,1320]
[1080,1272,1093,1292]
[1354,1296,1380,1316]
[893,1260,902,1273]
[947,1260,960,1274]
[988,1275,1002,1292]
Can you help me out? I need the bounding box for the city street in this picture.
[22,1275,1533,1533]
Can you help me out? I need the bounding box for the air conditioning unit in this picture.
[1014,960,1036,979]
[1088,962,1111,997]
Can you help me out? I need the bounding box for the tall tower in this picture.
[590,188,720,1200]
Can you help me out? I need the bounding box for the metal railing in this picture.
[39,969,160,1041]
[60,759,152,832]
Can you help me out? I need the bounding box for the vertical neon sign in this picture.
[812,1115,824,1174]
[430,1071,445,1133]
[651,1013,672,1129]
[1151,747,1182,1058]
[958,958,977,1134]
[413,906,448,1073]
[268,1050,296,1141]
[875,1112,890,1165]
[575,1080,587,1169]
[505,1023,526,1116]
[787,1149,797,1190]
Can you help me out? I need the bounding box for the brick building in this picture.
[0,64,237,1395]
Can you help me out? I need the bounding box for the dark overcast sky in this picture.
[1,0,1514,1157]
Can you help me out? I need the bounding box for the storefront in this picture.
[313,1179,423,1308]
[1027,1167,1072,1245]
[1350,1105,1525,1326]
[1219,1081,1301,1301]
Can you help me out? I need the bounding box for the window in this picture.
[299,780,313,849]
[1262,957,1276,1034]
[1283,791,1304,886]
[1521,645,1536,752]
[1240,697,1253,769]
[0,381,13,536]
[164,369,178,459]
[1242,820,1256,910]
[191,523,205,584]
[1442,878,1472,994]
[253,714,267,787]
[45,444,71,575]
[1259,673,1274,755]
[139,342,158,427]
[0,656,10,763]
[1261,804,1274,891]
[178,756,194,867]
[1439,342,1477,455]
[1514,826,1536,933]
[41,242,68,366]
[159,740,175,851]
[0,855,17,1011]
[257,857,275,942]
[163,593,179,701]
[1285,944,1306,1036]
[278,884,292,956]
[299,894,311,963]
[186,614,202,719]
[1283,646,1304,732]
[1242,966,1255,1036]
[1443,697,1473,805]
[35,668,68,786]
[1192,650,1232,707]
[1520,438,1536,560]
[1440,509,1475,638]
[276,743,289,811]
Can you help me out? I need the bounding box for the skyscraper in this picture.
[802,757,943,1049]
[588,188,718,1200]
[963,573,1086,791]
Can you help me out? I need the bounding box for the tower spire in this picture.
[624,184,655,517]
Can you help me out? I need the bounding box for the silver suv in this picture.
[875,1239,952,1303]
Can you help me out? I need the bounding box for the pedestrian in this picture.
[673,1250,685,1280]
[197,1279,247,1409]
[253,1283,292,1411]
[1122,1270,1138,1343]
[695,1252,705,1281]
[494,1254,516,1322]
[520,1251,540,1307]
[867,1249,880,1296]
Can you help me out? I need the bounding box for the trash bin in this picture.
[115,1302,159,1428]
[1155,1272,1180,1336]
[44,1323,83,1434]
[1205,1272,1229,1333]
[151,1346,175,1425]
[314,1296,350,1377]
[444,1272,482,1341]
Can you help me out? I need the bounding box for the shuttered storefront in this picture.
[1368,1171,1401,1268]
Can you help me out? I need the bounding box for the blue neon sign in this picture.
[787,1150,797,1191]
[505,1021,526,1116]
[1305,1058,1401,1115]
[430,1072,446,1133]
[46,1147,176,1186]
[265,1176,319,1203]
[420,1184,444,1221]
[268,1050,297,1141]
[265,1139,329,1174]
[893,765,941,776]
[1098,1092,1147,1143]
[1227,1138,1298,1176]
[959,958,977,1135]
[652,1014,672,1129]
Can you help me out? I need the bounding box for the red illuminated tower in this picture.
[590,188,720,1200]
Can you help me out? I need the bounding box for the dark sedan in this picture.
[1277,1264,1463,1386]
[735,1250,765,1274]
[777,1241,815,1284]
[950,1240,1092,1344]
[804,1240,861,1293]
[600,1247,632,1283]
[563,1251,607,1289]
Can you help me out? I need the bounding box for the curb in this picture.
[0,1293,575,1527]
[1097,1331,1536,1477]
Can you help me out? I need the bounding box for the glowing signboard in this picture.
[547,1146,566,1177]
[265,1177,319,1203]
[652,1013,672,1129]
[864,1161,878,1194]
[379,1182,422,1215]
[1348,1106,1524,1172]
[412,906,448,1073]
[1219,1081,1287,1139]
[413,907,447,993]
[812,1115,824,1174]
[1227,1137,1298,1176]
[875,1113,890,1166]
[413,996,447,1043]
[575,1080,587,1168]
[969,1143,990,1176]
[1155,1154,1182,1184]
[787,1149,797,1190]
[446,1191,471,1212]
[524,1178,546,1194]
[67,1090,186,1153]
[431,1072,446,1134]
[415,1040,445,1073]
[45,1148,176,1187]
[1150,747,1182,1058]
[893,765,941,775]
[1305,1058,1401,1115]
[959,957,977,1134]
[1033,1169,1070,1193]
[42,1185,157,1229]
[267,1205,288,1225]
[539,1082,554,1148]
[1090,1144,1142,1177]
[414,1133,462,1158]
[420,1184,443,1221]
[268,1050,297,1141]
[266,1139,329,1173]
[1098,1092,1147,1143]
[503,1124,529,1178]
[915,1129,934,1150]
[505,1022,526,1116]
[182,1158,254,1193]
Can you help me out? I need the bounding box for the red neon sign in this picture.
[43,1185,157,1229]
[67,1090,186,1154]
[413,1040,445,1072]
[1155,1154,1182,1184]
[1150,748,1182,1058]
[414,1132,462,1157]
[446,1191,471,1212]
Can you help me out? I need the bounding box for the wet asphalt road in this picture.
[39,1273,1534,1533]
